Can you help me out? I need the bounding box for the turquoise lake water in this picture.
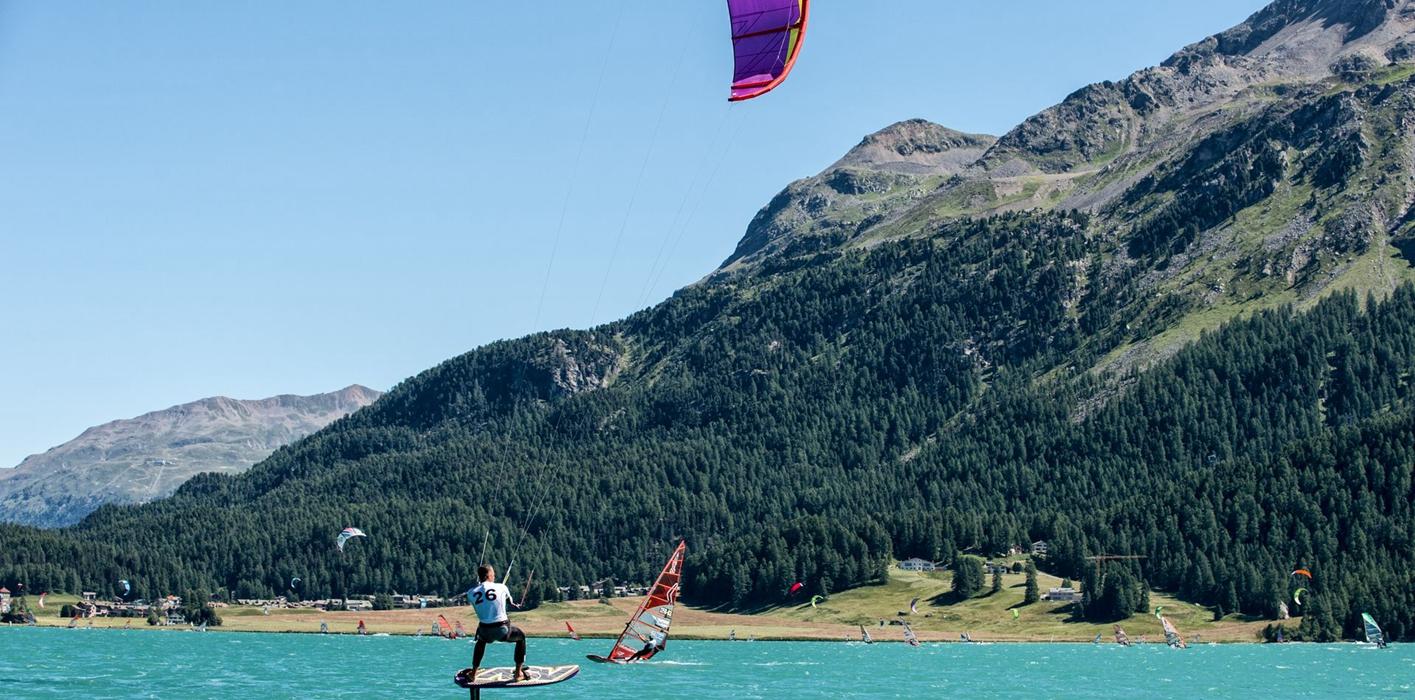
[0,627,1410,698]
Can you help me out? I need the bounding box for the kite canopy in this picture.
[788,581,804,596]
[727,0,810,101]
[1291,568,1312,579]
[337,527,367,552]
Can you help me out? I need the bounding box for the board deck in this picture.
[454,665,579,689]
[585,654,649,665]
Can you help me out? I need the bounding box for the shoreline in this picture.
[12,569,1279,644]
[4,622,1283,644]
[0,625,1284,647]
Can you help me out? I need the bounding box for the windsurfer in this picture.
[627,629,666,661]
[468,565,529,682]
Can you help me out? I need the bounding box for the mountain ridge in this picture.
[0,385,381,527]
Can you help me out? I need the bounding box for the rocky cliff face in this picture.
[0,385,381,527]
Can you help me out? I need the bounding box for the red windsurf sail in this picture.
[593,541,686,663]
[566,621,581,641]
[435,614,456,639]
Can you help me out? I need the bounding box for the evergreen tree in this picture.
[953,556,985,600]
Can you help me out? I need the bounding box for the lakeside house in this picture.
[898,558,940,572]
[229,594,453,611]
[557,584,650,599]
[1045,587,1081,602]
[390,594,449,609]
[1031,541,1050,557]
[236,597,289,608]
[0,587,10,613]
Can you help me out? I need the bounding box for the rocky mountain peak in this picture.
[829,119,996,175]
[1166,0,1403,70]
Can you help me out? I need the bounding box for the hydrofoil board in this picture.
[454,665,579,689]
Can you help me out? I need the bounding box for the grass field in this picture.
[14,565,1271,643]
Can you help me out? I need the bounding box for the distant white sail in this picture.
[902,620,920,647]
[1361,613,1386,648]
[1160,616,1186,649]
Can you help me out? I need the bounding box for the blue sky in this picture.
[0,0,1268,468]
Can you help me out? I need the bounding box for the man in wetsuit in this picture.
[627,629,665,662]
[468,565,529,682]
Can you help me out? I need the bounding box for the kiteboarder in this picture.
[468,564,529,682]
